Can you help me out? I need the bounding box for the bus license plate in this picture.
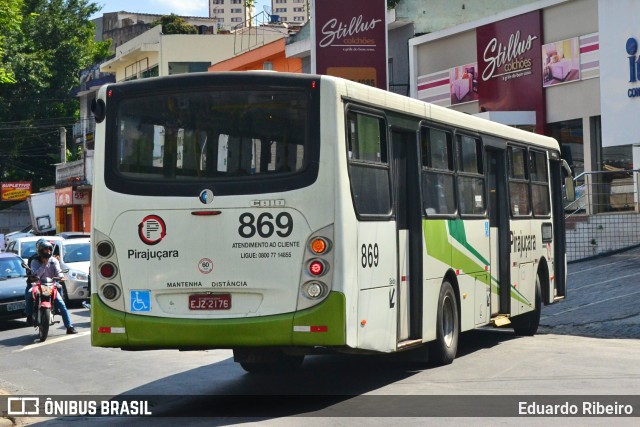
[7,301,25,311]
[188,294,231,310]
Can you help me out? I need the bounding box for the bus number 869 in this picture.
[238,212,293,238]
[361,243,379,268]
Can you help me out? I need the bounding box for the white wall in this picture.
[599,0,640,148]
[398,0,539,34]
[543,0,600,123]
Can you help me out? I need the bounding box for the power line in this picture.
[0,130,60,141]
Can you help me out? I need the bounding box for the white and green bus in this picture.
[90,72,574,372]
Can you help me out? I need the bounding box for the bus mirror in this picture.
[565,176,576,202]
[92,99,106,123]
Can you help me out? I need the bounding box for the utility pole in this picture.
[59,127,67,164]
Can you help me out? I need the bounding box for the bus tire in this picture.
[429,280,459,365]
[513,274,542,336]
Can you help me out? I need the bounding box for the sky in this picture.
[90,0,271,19]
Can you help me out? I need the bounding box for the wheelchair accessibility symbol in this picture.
[130,290,151,312]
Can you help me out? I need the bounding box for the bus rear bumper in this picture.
[90,292,346,349]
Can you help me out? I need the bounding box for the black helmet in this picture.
[36,239,53,256]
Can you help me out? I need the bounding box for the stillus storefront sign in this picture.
[482,30,538,82]
[476,11,545,133]
[312,0,388,90]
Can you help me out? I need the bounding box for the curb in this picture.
[0,388,14,426]
[1,388,15,426]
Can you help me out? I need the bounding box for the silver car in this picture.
[0,253,28,321]
[56,238,90,303]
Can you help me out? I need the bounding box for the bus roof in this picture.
[319,74,560,152]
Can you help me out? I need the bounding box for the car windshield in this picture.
[20,242,37,259]
[0,258,26,279]
[62,242,90,263]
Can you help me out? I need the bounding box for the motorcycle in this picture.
[23,263,68,342]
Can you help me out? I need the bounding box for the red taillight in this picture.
[100,263,116,279]
[191,211,221,216]
[309,260,325,276]
[107,89,113,97]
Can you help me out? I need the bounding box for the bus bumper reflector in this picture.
[98,326,126,334]
[293,325,328,333]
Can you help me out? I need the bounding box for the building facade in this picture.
[409,0,614,187]
[209,0,254,30]
[97,12,221,52]
[409,0,640,259]
[271,0,309,25]
[210,38,301,71]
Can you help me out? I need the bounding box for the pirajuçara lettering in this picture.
[510,232,536,255]
[128,248,179,260]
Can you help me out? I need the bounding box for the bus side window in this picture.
[348,112,387,163]
[508,146,531,216]
[421,127,456,215]
[530,150,551,216]
[457,134,485,216]
[346,111,391,216]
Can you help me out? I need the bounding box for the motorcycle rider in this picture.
[25,239,78,334]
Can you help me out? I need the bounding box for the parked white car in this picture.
[4,235,64,263]
[56,238,90,303]
[4,225,34,248]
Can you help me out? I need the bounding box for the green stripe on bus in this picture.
[447,219,490,266]
[423,220,530,305]
[423,220,489,286]
[91,292,346,348]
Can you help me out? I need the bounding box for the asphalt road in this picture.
[540,246,640,338]
[0,247,639,425]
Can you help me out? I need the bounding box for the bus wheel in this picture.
[513,274,542,336]
[429,281,459,365]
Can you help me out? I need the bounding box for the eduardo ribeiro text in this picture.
[519,400,634,416]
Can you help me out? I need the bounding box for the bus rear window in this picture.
[115,90,309,180]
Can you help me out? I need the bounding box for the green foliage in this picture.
[0,0,23,84]
[92,38,112,63]
[151,14,198,35]
[387,0,401,9]
[66,145,83,162]
[0,0,104,189]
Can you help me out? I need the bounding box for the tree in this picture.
[387,0,401,9]
[244,1,255,28]
[0,0,110,190]
[0,0,23,84]
[151,14,197,35]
